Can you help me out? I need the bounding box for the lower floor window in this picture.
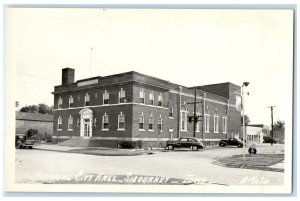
[103,114,109,130]
[139,115,144,130]
[118,113,125,130]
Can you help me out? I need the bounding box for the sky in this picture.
[7,8,294,126]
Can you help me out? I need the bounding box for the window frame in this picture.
[148,115,154,131]
[84,93,90,106]
[118,112,125,131]
[158,93,163,107]
[214,115,219,133]
[69,95,74,108]
[57,116,62,131]
[222,116,228,134]
[157,115,163,132]
[119,88,126,103]
[169,107,174,118]
[58,97,63,109]
[204,114,210,133]
[139,89,145,104]
[149,91,154,105]
[103,90,109,105]
[139,113,145,131]
[102,113,109,131]
[68,115,73,131]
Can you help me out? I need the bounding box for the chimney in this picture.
[62,68,75,85]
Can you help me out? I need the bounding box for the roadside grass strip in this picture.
[212,154,284,172]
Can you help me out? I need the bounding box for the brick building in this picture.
[52,68,241,147]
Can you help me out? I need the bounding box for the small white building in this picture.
[246,124,269,143]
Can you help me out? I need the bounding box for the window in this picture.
[149,115,154,130]
[58,97,63,109]
[158,93,163,106]
[69,96,74,108]
[204,114,210,133]
[196,107,201,132]
[214,115,219,133]
[149,91,154,105]
[140,89,145,104]
[119,88,126,103]
[158,116,163,131]
[169,107,173,118]
[57,116,62,131]
[139,113,144,130]
[68,116,73,131]
[103,90,109,105]
[222,117,228,133]
[85,93,90,106]
[118,112,125,130]
[180,104,188,131]
[102,113,109,130]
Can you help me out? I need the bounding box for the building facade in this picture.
[246,124,270,143]
[52,68,241,147]
[16,111,53,136]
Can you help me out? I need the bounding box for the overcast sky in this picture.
[7,8,293,126]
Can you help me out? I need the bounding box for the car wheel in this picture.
[168,145,174,150]
[192,146,198,151]
[28,146,33,149]
[219,143,225,147]
[238,144,243,148]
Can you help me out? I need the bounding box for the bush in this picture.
[119,140,143,149]
[26,129,39,138]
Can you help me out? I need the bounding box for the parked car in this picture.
[263,136,277,144]
[166,137,205,151]
[218,138,243,147]
[15,133,35,149]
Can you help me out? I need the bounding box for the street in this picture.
[15,144,285,185]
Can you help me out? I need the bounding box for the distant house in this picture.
[16,111,53,136]
[246,124,270,143]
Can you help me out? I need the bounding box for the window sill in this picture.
[117,129,125,131]
[57,129,62,131]
[139,129,146,131]
[68,129,73,131]
[102,129,109,131]
[214,132,219,134]
[180,130,188,132]
[169,117,174,119]
[148,129,154,132]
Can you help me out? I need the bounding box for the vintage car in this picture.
[166,137,205,151]
[15,133,35,149]
[218,138,244,147]
[263,136,277,144]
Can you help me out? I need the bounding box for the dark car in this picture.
[15,134,35,149]
[263,136,277,144]
[166,137,205,151]
[219,138,243,148]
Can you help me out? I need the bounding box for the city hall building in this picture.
[52,68,241,147]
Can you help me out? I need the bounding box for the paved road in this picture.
[15,144,284,185]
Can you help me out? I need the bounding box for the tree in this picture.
[241,115,251,125]
[20,103,53,114]
[273,120,285,144]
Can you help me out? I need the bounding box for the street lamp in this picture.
[242,82,249,162]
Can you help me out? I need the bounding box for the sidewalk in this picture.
[34,144,147,156]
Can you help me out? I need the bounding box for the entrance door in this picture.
[83,119,91,137]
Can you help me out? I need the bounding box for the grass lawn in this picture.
[217,154,284,167]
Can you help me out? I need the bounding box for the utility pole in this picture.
[187,88,202,138]
[267,106,276,144]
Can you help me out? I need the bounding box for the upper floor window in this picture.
[214,115,219,133]
[85,93,90,106]
[57,116,62,131]
[119,88,126,103]
[102,113,109,130]
[158,115,163,132]
[69,95,74,108]
[140,89,145,104]
[139,113,144,130]
[158,93,163,106]
[68,115,73,131]
[149,91,154,105]
[103,90,109,105]
[149,115,154,130]
[169,107,173,118]
[196,107,201,132]
[222,117,228,134]
[118,112,125,130]
[58,97,63,109]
